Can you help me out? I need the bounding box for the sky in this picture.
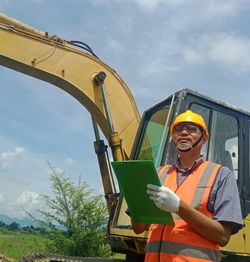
[1,0,250,218]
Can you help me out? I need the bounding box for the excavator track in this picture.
[19,254,125,262]
[0,254,16,262]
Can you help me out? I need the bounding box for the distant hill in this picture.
[0,213,37,227]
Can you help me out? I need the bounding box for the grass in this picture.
[0,228,126,261]
[0,229,48,260]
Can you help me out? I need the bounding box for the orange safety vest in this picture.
[145,161,221,262]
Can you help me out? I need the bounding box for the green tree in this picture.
[33,165,112,257]
[0,220,6,227]
[7,222,20,232]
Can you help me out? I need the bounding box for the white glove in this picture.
[146,184,180,213]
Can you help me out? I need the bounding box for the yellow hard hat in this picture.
[170,110,209,137]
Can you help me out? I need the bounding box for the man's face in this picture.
[172,122,205,152]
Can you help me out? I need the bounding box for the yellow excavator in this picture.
[0,12,249,262]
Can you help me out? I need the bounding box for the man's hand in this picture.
[146,184,180,213]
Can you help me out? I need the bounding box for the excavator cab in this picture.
[126,88,250,258]
[108,88,250,260]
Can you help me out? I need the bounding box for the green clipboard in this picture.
[111,160,174,225]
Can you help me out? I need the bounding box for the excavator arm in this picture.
[0,12,140,159]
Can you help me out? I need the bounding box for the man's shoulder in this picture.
[207,161,233,175]
[212,164,237,188]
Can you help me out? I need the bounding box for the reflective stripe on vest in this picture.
[146,161,221,262]
[146,241,220,261]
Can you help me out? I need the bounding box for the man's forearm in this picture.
[178,200,232,246]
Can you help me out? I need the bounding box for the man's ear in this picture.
[202,133,208,144]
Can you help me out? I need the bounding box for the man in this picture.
[132,110,243,262]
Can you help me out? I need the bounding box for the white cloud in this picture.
[0,194,3,202]
[192,0,245,21]
[48,166,65,176]
[124,0,245,16]
[0,192,42,218]
[182,47,203,64]
[204,1,238,18]
[0,147,26,169]
[20,80,91,139]
[182,34,250,73]
[128,0,185,10]
[106,38,124,53]
[65,157,76,165]
[17,191,40,205]
[208,35,250,72]
[25,0,48,3]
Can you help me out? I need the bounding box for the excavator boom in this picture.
[0,12,140,159]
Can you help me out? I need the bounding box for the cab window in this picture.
[208,110,238,179]
[191,104,239,179]
[137,107,170,163]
